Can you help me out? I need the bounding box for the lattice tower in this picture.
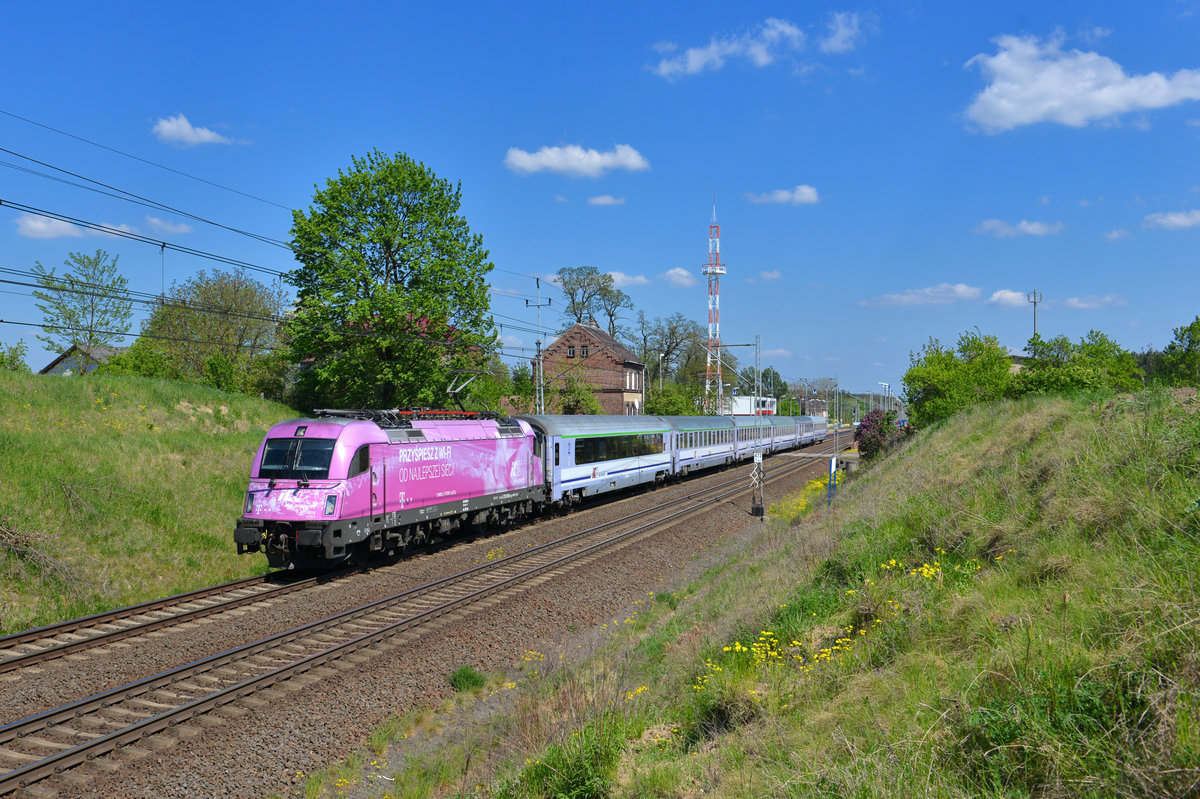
[703,203,726,413]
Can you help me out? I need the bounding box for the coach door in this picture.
[369,443,388,523]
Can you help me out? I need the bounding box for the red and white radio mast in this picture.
[703,199,726,413]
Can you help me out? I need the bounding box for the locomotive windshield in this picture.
[258,438,337,480]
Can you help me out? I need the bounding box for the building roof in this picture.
[545,321,644,366]
[39,343,126,375]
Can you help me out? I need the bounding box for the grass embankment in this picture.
[311,389,1200,798]
[0,371,298,633]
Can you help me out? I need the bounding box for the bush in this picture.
[448,665,486,692]
[854,409,901,460]
[0,341,30,373]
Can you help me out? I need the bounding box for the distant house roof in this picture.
[545,321,644,365]
[39,344,126,376]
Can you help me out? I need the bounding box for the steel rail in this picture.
[0,439,844,794]
[0,570,353,674]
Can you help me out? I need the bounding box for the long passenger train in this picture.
[234,410,828,569]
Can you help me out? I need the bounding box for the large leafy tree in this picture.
[556,265,608,326]
[1010,331,1142,396]
[901,329,1011,427]
[287,150,495,408]
[1161,316,1200,386]
[33,249,132,374]
[126,268,289,394]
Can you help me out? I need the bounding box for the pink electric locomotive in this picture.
[234,410,546,568]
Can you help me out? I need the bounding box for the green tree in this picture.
[0,340,30,373]
[596,282,633,337]
[33,249,132,374]
[130,268,290,395]
[646,381,704,415]
[1010,331,1142,396]
[287,150,495,408]
[553,374,604,414]
[98,338,185,381]
[1161,316,1200,386]
[901,329,1011,427]
[556,266,609,327]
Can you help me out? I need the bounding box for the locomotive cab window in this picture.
[259,438,336,480]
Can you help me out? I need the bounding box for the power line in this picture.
[0,199,289,277]
[0,147,290,248]
[0,108,292,210]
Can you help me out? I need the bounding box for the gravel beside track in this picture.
[6,447,841,798]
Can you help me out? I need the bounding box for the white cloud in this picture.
[1104,228,1131,241]
[965,34,1200,132]
[745,185,819,205]
[553,194,569,203]
[146,216,194,235]
[587,194,626,206]
[975,218,1065,237]
[504,144,649,178]
[1144,209,1200,229]
[1080,26,1112,44]
[652,18,803,80]
[500,334,524,349]
[1064,294,1127,309]
[760,269,783,281]
[660,267,698,288]
[820,11,866,54]
[608,271,649,287]
[490,287,526,298]
[763,348,792,358]
[1038,194,1052,205]
[152,113,232,146]
[14,213,85,238]
[861,283,982,307]
[988,289,1029,308]
[652,40,677,54]
[99,222,140,238]
[14,213,138,239]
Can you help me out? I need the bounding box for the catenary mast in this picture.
[703,199,726,413]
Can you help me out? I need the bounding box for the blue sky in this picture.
[3,1,1200,397]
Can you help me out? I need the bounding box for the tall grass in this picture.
[303,389,1200,798]
[0,371,297,633]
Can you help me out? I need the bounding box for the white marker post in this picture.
[751,450,765,518]
[827,455,838,506]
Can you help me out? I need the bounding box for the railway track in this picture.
[0,440,844,795]
[0,570,352,675]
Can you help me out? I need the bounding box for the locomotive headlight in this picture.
[324,494,337,516]
[244,492,254,513]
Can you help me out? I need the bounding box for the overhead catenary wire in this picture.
[0,199,289,278]
[0,108,292,211]
[0,147,291,248]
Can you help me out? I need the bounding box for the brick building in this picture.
[540,321,646,415]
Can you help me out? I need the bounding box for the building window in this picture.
[567,346,575,358]
[581,346,588,357]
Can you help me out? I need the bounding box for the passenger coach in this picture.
[515,414,672,506]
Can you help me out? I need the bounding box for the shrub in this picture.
[854,409,901,460]
[448,665,486,692]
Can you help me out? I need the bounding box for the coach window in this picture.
[554,442,560,466]
[349,445,370,477]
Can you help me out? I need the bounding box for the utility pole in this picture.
[526,278,551,415]
[1027,290,1042,338]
